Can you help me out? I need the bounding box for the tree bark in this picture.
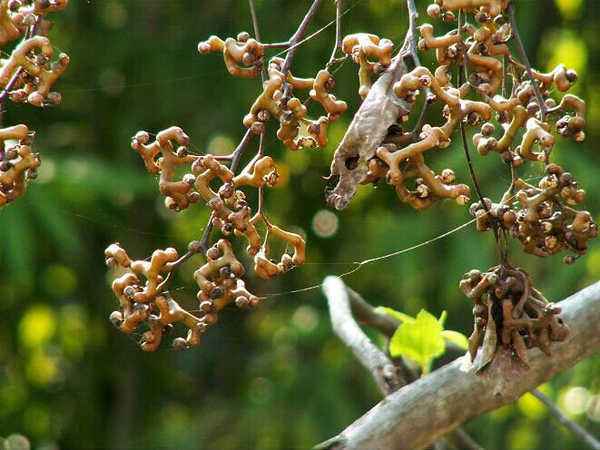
[319,281,600,450]
[324,276,406,395]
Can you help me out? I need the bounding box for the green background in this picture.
[0,0,599,449]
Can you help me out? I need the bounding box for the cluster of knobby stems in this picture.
[105,127,306,350]
[0,0,69,207]
[459,266,569,370]
[406,0,593,367]
[106,0,595,363]
[106,10,401,351]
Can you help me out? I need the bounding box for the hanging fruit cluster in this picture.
[470,164,597,263]
[106,0,596,364]
[106,124,306,350]
[460,266,569,371]
[408,0,593,364]
[0,0,69,207]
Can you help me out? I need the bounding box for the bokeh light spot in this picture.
[545,31,587,76]
[560,386,590,416]
[19,306,57,348]
[292,305,319,333]
[554,0,583,19]
[207,134,235,156]
[26,350,59,386]
[42,265,77,298]
[312,209,339,238]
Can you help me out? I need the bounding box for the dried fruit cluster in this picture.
[406,0,593,363]
[470,164,597,263]
[105,240,264,351]
[0,0,69,207]
[200,33,349,151]
[106,0,596,363]
[460,266,569,370]
[106,125,306,350]
[355,0,588,218]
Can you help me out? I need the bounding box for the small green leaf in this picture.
[389,310,445,374]
[441,330,469,350]
[376,307,415,324]
[438,310,447,327]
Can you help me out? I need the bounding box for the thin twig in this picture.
[410,95,429,141]
[459,111,507,263]
[182,128,254,268]
[455,11,508,263]
[346,286,399,336]
[401,0,421,67]
[248,0,261,42]
[281,0,325,75]
[507,2,546,120]
[459,121,485,205]
[255,131,270,221]
[531,389,600,450]
[402,0,430,139]
[455,18,486,209]
[230,127,256,172]
[248,0,267,82]
[198,214,215,252]
[263,41,291,49]
[327,0,343,67]
[448,428,484,450]
[0,69,22,104]
[190,127,255,260]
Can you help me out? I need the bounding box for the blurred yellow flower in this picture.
[517,392,547,420]
[545,31,587,76]
[554,0,583,20]
[26,350,60,386]
[19,306,57,348]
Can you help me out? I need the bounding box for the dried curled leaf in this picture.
[326,56,411,210]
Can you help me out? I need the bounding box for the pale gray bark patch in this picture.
[323,276,405,394]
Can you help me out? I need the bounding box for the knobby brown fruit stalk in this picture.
[105,0,596,366]
[0,0,70,207]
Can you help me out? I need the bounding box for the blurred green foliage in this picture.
[0,0,599,449]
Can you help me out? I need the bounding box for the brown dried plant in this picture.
[0,0,69,207]
[460,265,569,371]
[105,0,595,367]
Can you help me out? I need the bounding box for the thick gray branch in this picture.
[321,281,600,450]
[322,278,483,450]
[323,276,405,395]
